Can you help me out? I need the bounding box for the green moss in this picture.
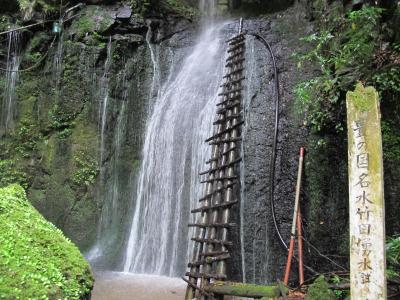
[205,281,280,298]
[373,66,400,94]
[306,276,335,300]
[0,184,94,299]
[304,135,349,265]
[346,82,377,112]
[387,236,400,280]
[381,120,400,163]
[72,151,99,187]
[71,6,115,39]
[0,160,28,189]
[294,6,383,133]
[161,0,198,19]
[17,0,57,20]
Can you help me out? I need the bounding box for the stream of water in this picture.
[1,31,21,133]
[123,22,228,276]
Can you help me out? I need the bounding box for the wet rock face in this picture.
[4,0,399,281]
[237,4,315,283]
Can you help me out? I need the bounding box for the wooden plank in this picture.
[191,200,238,213]
[226,51,245,61]
[213,115,241,124]
[223,67,245,78]
[185,272,226,280]
[227,42,245,53]
[205,121,244,142]
[191,237,233,246]
[346,83,386,299]
[188,222,236,228]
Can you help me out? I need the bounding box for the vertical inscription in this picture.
[347,83,386,300]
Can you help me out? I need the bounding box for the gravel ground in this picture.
[91,272,186,300]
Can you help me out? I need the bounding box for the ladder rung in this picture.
[205,121,244,142]
[216,102,241,114]
[199,157,241,175]
[188,222,236,228]
[226,34,244,43]
[205,157,218,164]
[222,146,237,155]
[185,272,227,280]
[213,115,241,125]
[223,68,245,78]
[227,42,245,53]
[191,237,233,246]
[198,182,236,201]
[200,175,238,183]
[218,87,243,96]
[220,76,245,87]
[226,51,244,62]
[216,95,241,106]
[191,200,238,213]
[200,250,229,257]
[187,254,231,267]
[209,137,242,145]
[225,58,245,68]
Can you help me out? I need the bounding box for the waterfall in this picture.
[1,31,21,133]
[99,37,113,169]
[240,36,256,283]
[145,23,161,112]
[199,0,218,17]
[123,22,229,276]
[86,37,115,263]
[52,32,64,89]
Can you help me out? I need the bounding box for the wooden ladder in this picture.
[183,32,246,300]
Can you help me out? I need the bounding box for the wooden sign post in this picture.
[346,83,387,300]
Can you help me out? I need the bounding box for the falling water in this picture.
[123,23,229,276]
[145,23,161,111]
[199,0,218,16]
[52,32,64,89]
[99,37,113,169]
[86,37,114,263]
[1,30,21,133]
[240,35,257,283]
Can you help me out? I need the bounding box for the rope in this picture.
[0,35,57,73]
[0,21,54,36]
[0,5,82,73]
[301,236,348,271]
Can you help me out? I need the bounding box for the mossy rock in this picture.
[0,184,94,299]
[306,275,335,300]
[70,5,116,39]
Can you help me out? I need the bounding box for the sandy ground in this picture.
[91,272,186,300]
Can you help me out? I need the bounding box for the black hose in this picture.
[247,32,288,250]
[245,32,321,276]
[245,32,347,276]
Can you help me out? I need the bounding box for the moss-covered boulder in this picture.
[0,184,94,299]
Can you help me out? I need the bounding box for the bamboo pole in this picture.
[297,207,304,285]
[283,147,304,285]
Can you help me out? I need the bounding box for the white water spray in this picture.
[123,23,228,276]
[1,31,21,132]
